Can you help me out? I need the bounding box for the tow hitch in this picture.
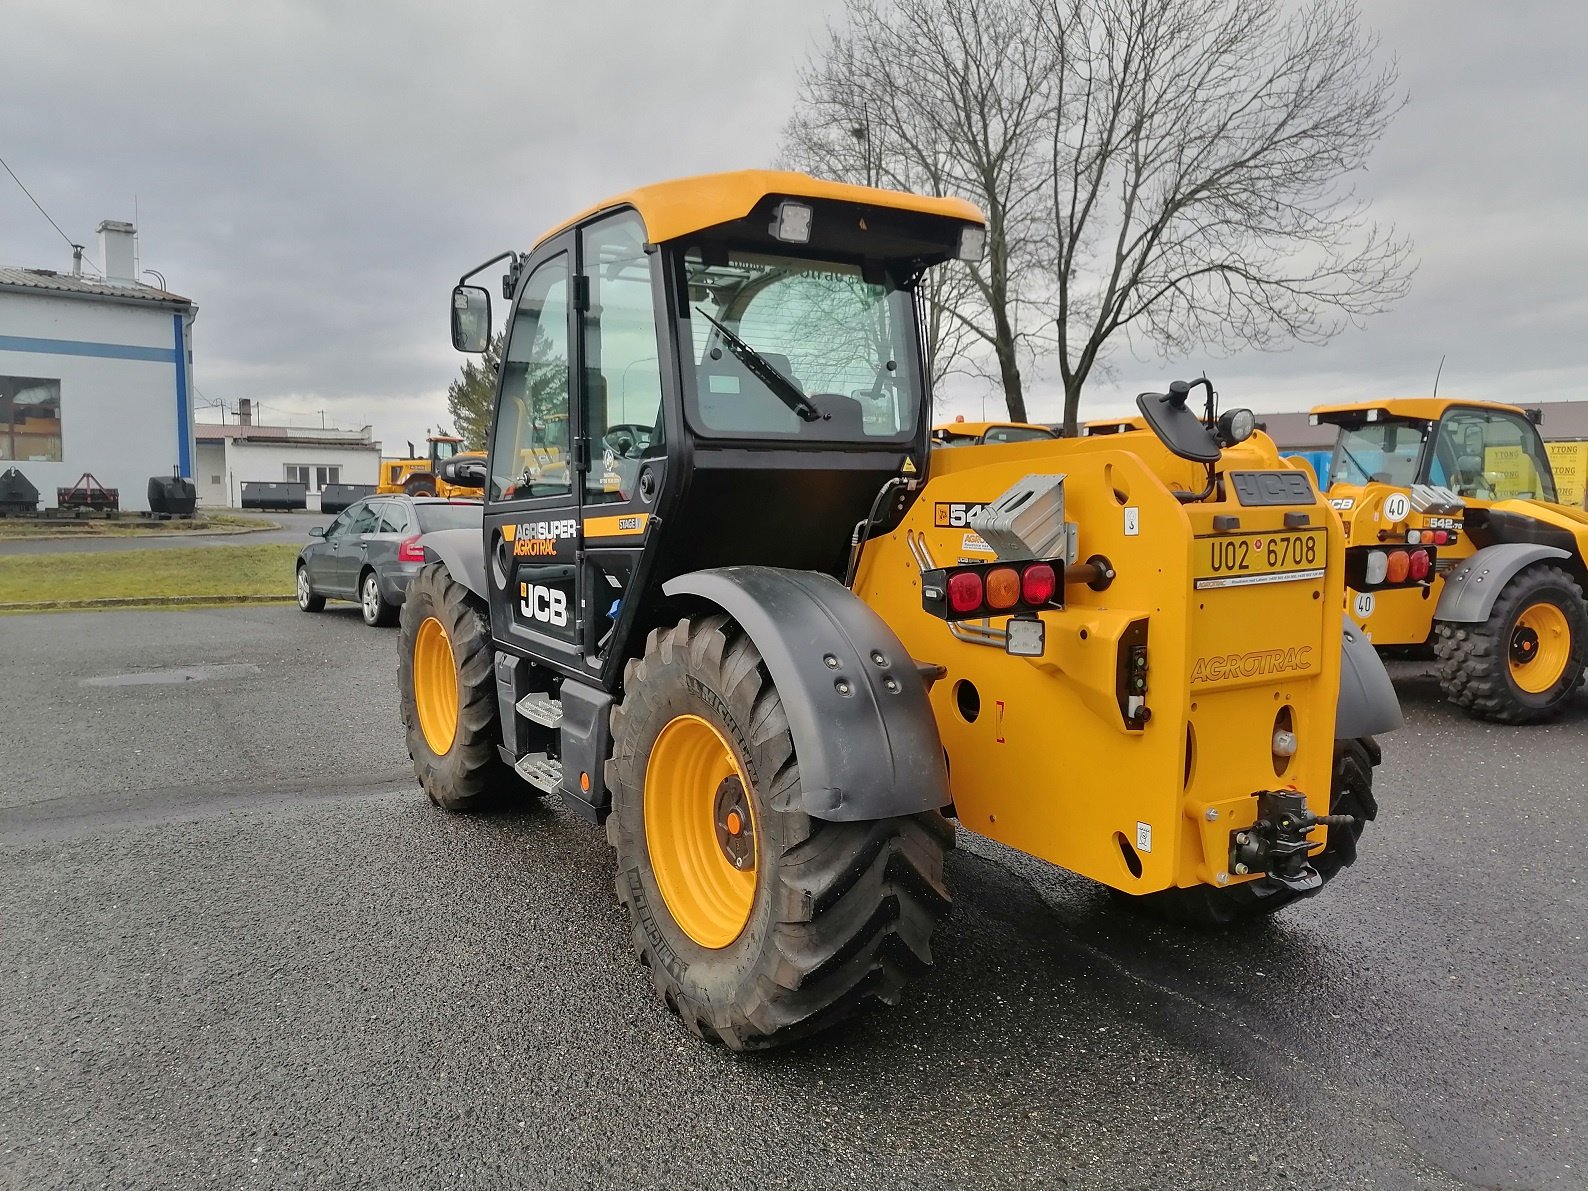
[1230,790,1355,894]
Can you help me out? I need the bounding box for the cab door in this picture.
[483,234,586,675]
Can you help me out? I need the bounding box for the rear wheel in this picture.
[1130,738,1380,928]
[606,614,952,1050]
[1434,564,1587,723]
[360,568,397,627]
[398,562,517,811]
[404,476,437,498]
[295,563,325,613]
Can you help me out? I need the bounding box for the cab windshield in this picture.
[1330,419,1428,487]
[680,249,921,443]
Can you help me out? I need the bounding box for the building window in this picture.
[285,464,340,492]
[0,376,63,462]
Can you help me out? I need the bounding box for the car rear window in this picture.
[414,503,483,532]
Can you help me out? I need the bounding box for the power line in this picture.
[0,150,100,272]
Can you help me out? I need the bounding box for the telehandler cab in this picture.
[401,171,1400,1050]
[1312,397,1588,722]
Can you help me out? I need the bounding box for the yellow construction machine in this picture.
[398,170,1400,1050]
[1311,397,1588,722]
[378,433,488,498]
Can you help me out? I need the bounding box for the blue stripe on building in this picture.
[0,333,177,363]
[171,315,192,477]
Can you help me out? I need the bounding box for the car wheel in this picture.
[296,564,325,613]
[361,568,397,627]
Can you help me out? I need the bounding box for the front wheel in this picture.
[1128,738,1381,928]
[296,564,325,613]
[1434,564,1587,723]
[398,563,518,811]
[605,613,952,1050]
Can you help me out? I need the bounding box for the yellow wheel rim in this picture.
[1509,602,1571,694]
[644,714,759,950]
[413,616,459,755]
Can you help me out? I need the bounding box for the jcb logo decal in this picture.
[1190,646,1314,684]
[934,502,986,528]
[518,582,568,626]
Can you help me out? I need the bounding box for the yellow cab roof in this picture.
[1310,397,1524,421]
[535,170,984,250]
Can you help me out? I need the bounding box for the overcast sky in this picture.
[3,0,1584,450]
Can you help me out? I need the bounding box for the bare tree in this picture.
[1038,0,1413,432]
[782,0,1051,421]
[782,0,1412,431]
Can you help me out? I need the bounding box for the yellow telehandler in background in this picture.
[1310,397,1588,722]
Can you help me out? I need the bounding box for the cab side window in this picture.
[490,256,572,502]
[1434,409,1556,502]
[581,213,663,505]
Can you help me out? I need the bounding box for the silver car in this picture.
[295,496,482,626]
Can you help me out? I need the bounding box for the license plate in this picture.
[1195,529,1327,590]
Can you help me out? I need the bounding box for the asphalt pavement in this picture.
[1,606,1583,1190]
[0,511,333,556]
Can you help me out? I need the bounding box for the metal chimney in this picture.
[97,220,137,284]
[238,398,252,426]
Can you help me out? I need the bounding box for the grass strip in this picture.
[0,543,301,606]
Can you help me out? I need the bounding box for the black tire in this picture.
[398,562,518,811]
[295,563,325,613]
[1129,737,1381,928]
[606,614,953,1050]
[404,476,438,498]
[359,568,398,627]
[1433,563,1588,724]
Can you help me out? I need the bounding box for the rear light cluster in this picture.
[924,559,1063,622]
[1348,545,1435,590]
[397,534,427,563]
[1405,528,1456,546]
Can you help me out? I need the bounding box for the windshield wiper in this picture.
[1335,438,1378,483]
[693,307,825,423]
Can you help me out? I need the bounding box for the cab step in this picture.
[515,692,563,728]
[514,752,563,794]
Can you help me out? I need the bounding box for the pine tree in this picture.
[445,331,503,450]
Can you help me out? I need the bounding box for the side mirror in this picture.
[440,457,488,490]
[1137,379,1220,463]
[451,285,491,352]
[309,526,326,538]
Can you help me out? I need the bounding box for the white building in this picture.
[0,221,197,511]
[194,403,382,509]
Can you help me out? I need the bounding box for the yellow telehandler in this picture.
[397,171,1400,1049]
[1311,397,1588,722]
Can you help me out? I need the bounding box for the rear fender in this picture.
[1336,617,1403,738]
[417,527,487,600]
[662,566,950,822]
[1434,543,1571,624]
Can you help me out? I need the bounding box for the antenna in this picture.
[1433,354,1446,398]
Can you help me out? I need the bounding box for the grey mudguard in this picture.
[417,527,488,599]
[662,566,951,822]
[1434,543,1571,623]
[1337,616,1403,739]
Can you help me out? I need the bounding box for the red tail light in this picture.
[1021,563,1057,605]
[1432,530,1449,546]
[947,571,984,614]
[397,534,426,563]
[1408,549,1431,581]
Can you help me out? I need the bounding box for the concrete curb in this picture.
[0,594,295,613]
[0,522,281,545]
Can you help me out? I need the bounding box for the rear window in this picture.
[414,503,482,532]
